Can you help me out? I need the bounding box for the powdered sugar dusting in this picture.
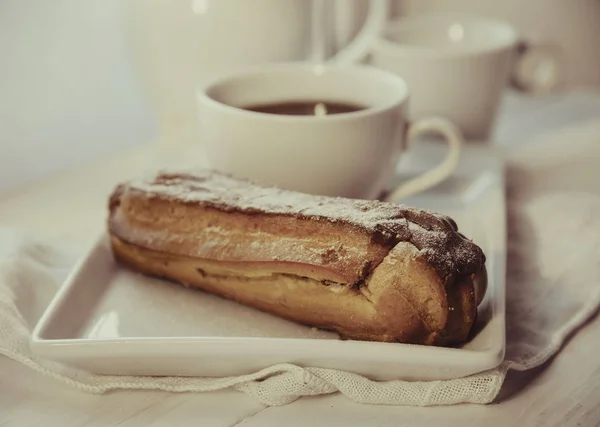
[123,169,485,285]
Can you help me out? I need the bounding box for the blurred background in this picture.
[1,0,600,195]
[0,0,155,194]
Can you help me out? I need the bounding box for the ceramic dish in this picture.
[30,145,506,381]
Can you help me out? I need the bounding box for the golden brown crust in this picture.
[107,169,488,346]
[109,169,485,285]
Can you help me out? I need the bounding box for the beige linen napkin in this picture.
[1,124,600,406]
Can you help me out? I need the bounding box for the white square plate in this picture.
[30,146,506,381]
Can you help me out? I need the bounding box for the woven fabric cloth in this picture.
[2,134,600,407]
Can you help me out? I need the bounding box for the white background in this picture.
[0,0,155,195]
[2,0,600,196]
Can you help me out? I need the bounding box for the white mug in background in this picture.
[398,0,600,91]
[197,63,464,202]
[370,14,561,141]
[123,0,387,150]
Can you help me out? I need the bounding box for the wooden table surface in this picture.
[1,93,600,426]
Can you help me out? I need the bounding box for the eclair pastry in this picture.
[108,169,487,346]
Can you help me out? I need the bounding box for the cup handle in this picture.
[384,117,463,203]
[327,0,388,65]
[510,40,563,94]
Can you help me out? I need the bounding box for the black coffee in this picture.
[243,100,366,116]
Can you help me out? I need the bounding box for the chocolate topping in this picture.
[124,169,486,286]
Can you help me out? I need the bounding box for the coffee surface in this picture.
[243,100,366,116]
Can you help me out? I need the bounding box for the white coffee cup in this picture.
[198,63,464,202]
[370,14,560,141]
[399,0,600,91]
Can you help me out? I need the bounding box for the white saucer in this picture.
[30,145,506,381]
